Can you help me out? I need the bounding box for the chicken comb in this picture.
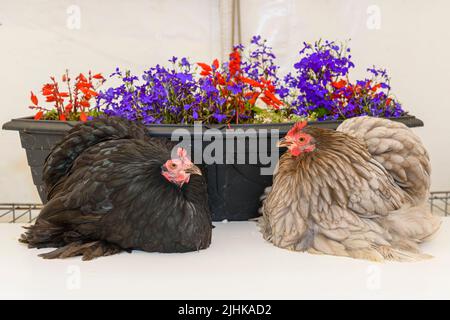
[287,121,307,136]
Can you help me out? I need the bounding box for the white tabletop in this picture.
[1,220,449,299]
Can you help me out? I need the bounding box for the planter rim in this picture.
[2,115,424,135]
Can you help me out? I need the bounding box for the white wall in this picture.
[0,0,449,203]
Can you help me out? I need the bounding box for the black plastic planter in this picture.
[3,115,424,221]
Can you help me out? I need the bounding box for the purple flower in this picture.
[280,40,404,120]
[97,57,204,124]
[181,57,190,67]
[227,83,243,95]
[176,72,193,83]
[200,78,219,96]
[109,67,122,77]
[213,112,227,123]
[251,35,262,44]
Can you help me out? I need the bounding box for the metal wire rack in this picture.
[1,191,449,223]
[429,191,450,217]
[0,203,43,223]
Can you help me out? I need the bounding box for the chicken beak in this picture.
[277,137,289,148]
[185,164,202,176]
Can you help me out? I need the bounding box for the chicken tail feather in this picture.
[39,240,124,261]
[19,219,66,249]
[376,246,433,262]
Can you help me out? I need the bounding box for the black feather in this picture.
[21,117,212,259]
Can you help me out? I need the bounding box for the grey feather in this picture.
[260,117,441,262]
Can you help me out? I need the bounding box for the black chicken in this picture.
[20,117,212,260]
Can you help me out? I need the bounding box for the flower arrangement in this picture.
[96,62,200,124]
[195,36,284,124]
[96,36,286,124]
[30,37,405,124]
[278,40,404,121]
[29,70,105,121]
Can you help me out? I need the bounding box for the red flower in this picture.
[241,77,263,88]
[34,111,43,120]
[263,90,283,107]
[371,83,382,92]
[220,87,228,96]
[215,73,226,85]
[212,59,219,70]
[88,90,98,97]
[258,78,275,92]
[331,93,341,100]
[76,82,92,90]
[197,62,212,76]
[41,84,55,96]
[331,79,347,89]
[261,96,272,107]
[248,92,260,105]
[197,63,212,71]
[229,49,241,63]
[229,48,241,77]
[80,100,90,108]
[30,70,105,122]
[42,83,54,89]
[42,88,53,96]
[77,73,87,82]
[80,112,87,122]
[30,91,38,105]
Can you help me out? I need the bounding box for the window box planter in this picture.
[3,115,423,221]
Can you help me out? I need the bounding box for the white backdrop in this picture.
[1,0,449,203]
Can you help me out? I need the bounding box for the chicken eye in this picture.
[170,162,177,169]
[299,137,305,142]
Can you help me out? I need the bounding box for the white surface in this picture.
[1,220,450,300]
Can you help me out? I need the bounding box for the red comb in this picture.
[287,121,307,136]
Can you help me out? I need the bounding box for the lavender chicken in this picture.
[260,117,441,262]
